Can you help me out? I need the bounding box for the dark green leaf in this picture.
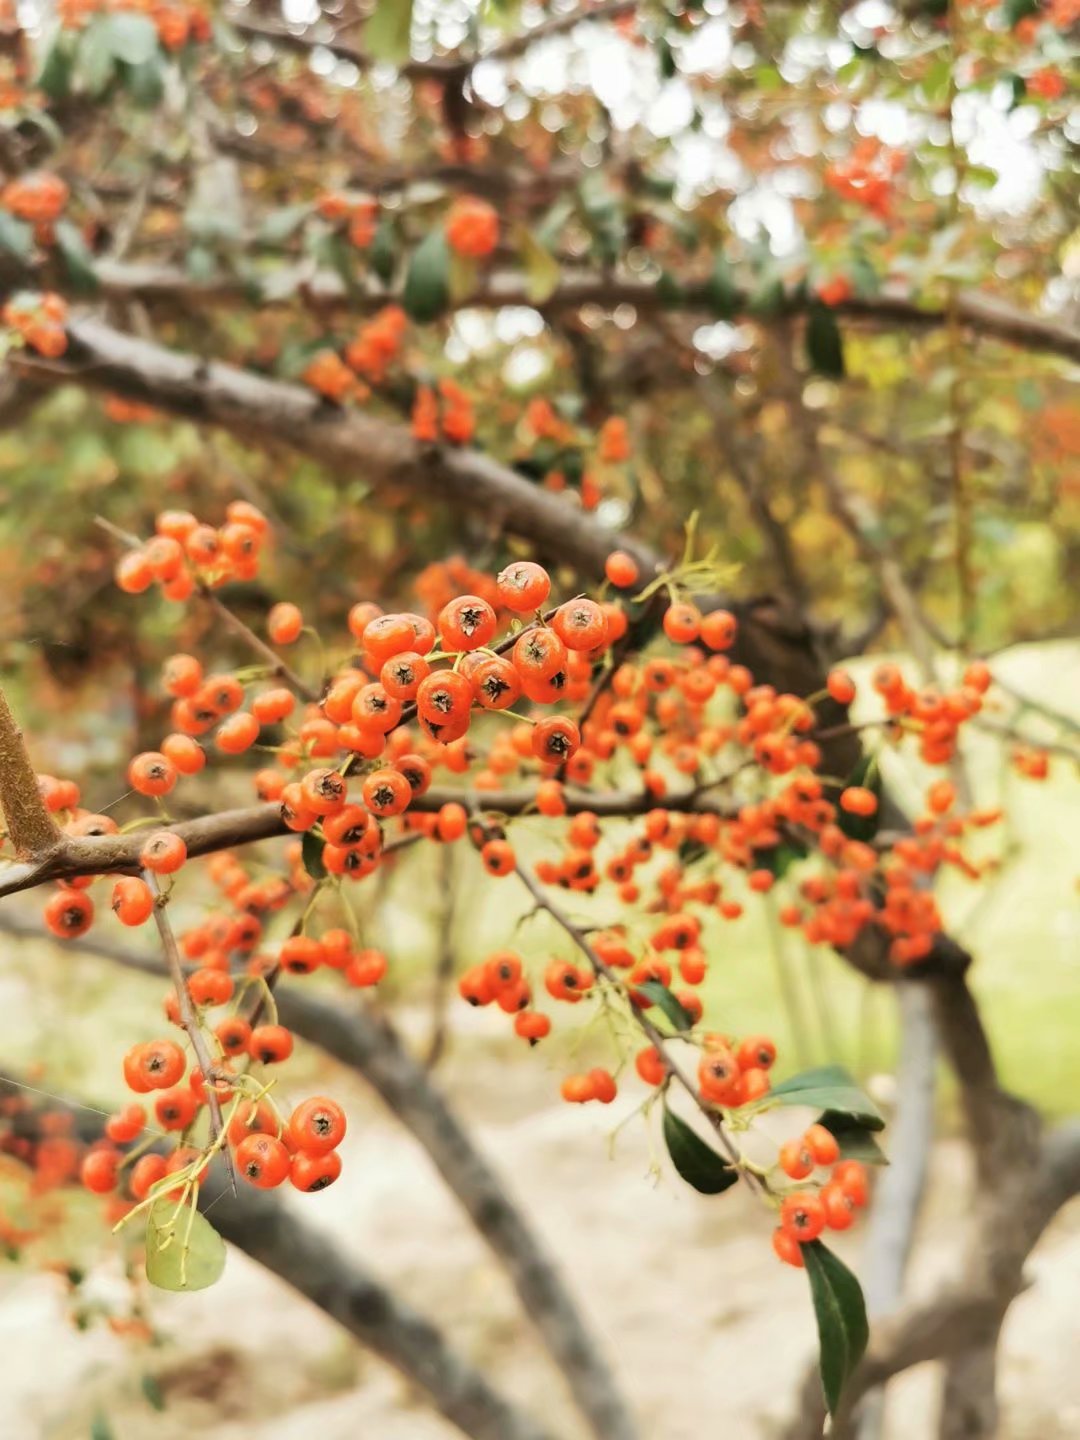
[836,753,881,841]
[301,829,327,881]
[806,303,845,378]
[0,211,33,262]
[141,1373,166,1411]
[369,218,397,284]
[402,226,451,323]
[55,219,100,296]
[803,1240,869,1415]
[759,837,810,878]
[656,34,677,79]
[119,56,165,108]
[365,0,414,65]
[764,1065,884,1130]
[662,1106,739,1194]
[637,980,693,1032]
[819,1112,888,1165]
[705,252,740,318]
[37,39,75,101]
[145,1200,226,1292]
[1001,0,1038,25]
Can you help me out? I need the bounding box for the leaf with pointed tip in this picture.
[301,829,327,881]
[55,220,100,296]
[820,1112,888,1165]
[637,981,693,1032]
[403,226,450,323]
[803,1240,869,1415]
[806,303,845,378]
[662,1107,739,1194]
[760,1065,884,1130]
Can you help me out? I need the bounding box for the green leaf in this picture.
[662,1106,739,1194]
[516,226,561,305]
[257,204,313,246]
[656,34,677,79]
[141,1373,167,1411]
[402,226,451,323]
[369,218,397,284]
[365,0,414,65]
[802,1240,869,1415]
[102,13,159,65]
[1001,0,1038,25]
[819,1112,888,1165]
[145,1200,226,1292]
[637,980,693,1032]
[54,219,100,296]
[806,304,845,378]
[759,837,809,878]
[705,252,740,318]
[0,211,33,262]
[77,18,117,96]
[764,1065,884,1130]
[119,55,165,108]
[301,829,328,881]
[836,753,881,842]
[37,39,75,101]
[90,1411,117,1440]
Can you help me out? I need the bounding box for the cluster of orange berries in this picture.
[816,275,852,308]
[444,196,500,259]
[316,191,379,248]
[80,1033,347,1198]
[772,1135,870,1267]
[0,171,68,236]
[412,377,475,445]
[303,304,409,402]
[57,0,209,49]
[113,498,269,601]
[824,139,904,218]
[2,291,68,357]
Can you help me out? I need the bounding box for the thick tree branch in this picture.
[0,936,636,1440]
[0,1077,557,1440]
[0,685,60,860]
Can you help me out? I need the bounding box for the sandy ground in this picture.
[2,1010,1079,1440]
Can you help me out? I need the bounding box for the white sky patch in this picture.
[678,18,734,77]
[729,186,802,257]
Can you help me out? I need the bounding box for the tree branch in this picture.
[0,1076,557,1440]
[0,685,60,860]
[72,265,1080,362]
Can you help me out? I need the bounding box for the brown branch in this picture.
[0,1077,557,1440]
[0,777,746,900]
[63,264,1080,362]
[0,685,61,861]
[0,929,637,1440]
[223,0,638,80]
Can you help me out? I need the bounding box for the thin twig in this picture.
[511,858,763,1193]
[144,870,236,1193]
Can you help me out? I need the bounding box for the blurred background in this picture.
[0,0,1078,1436]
